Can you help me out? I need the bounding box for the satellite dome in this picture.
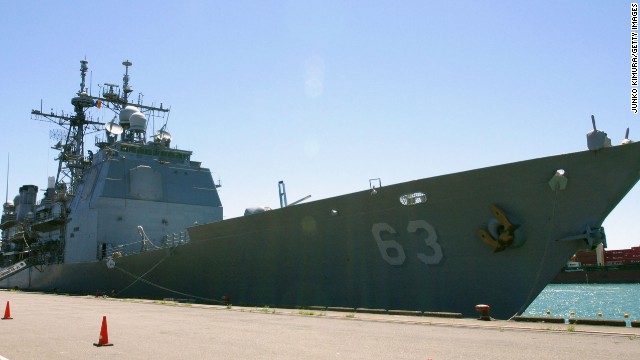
[119,105,139,125]
[129,111,147,132]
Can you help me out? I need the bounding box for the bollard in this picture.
[475,304,491,321]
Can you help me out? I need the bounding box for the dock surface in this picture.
[0,290,638,359]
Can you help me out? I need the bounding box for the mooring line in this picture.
[114,256,223,304]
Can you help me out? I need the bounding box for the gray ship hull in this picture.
[2,142,639,319]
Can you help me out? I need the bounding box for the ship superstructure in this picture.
[1,60,222,273]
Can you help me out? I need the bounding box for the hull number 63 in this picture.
[371,220,443,266]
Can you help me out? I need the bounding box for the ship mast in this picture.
[31,59,169,197]
[32,60,103,196]
[122,60,133,104]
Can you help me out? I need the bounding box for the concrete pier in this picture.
[1,290,639,359]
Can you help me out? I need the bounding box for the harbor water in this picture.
[524,283,640,323]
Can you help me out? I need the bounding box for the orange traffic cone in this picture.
[1,301,12,320]
[93,316,113,347]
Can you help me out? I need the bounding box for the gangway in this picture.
[0,260,31,281]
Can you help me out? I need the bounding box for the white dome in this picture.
[119,105,139,124]
[129,111,147,132]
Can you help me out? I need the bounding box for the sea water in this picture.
[524,283,640,323]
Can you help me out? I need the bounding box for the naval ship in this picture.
[1,60,639,319]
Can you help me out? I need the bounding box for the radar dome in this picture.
[119,105,139,125]
[129,111,147,132]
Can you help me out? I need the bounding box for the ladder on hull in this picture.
[0,260,31,281]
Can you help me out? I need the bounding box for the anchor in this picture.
[477,205,521,252]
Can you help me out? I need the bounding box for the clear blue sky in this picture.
[1,1,638,249]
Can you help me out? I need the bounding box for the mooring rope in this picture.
[115,255,168,294]
[113,252,224,304]
[509,187,560,320]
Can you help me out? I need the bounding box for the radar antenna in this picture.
[31,60,103,195]
[31,59,171,196]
